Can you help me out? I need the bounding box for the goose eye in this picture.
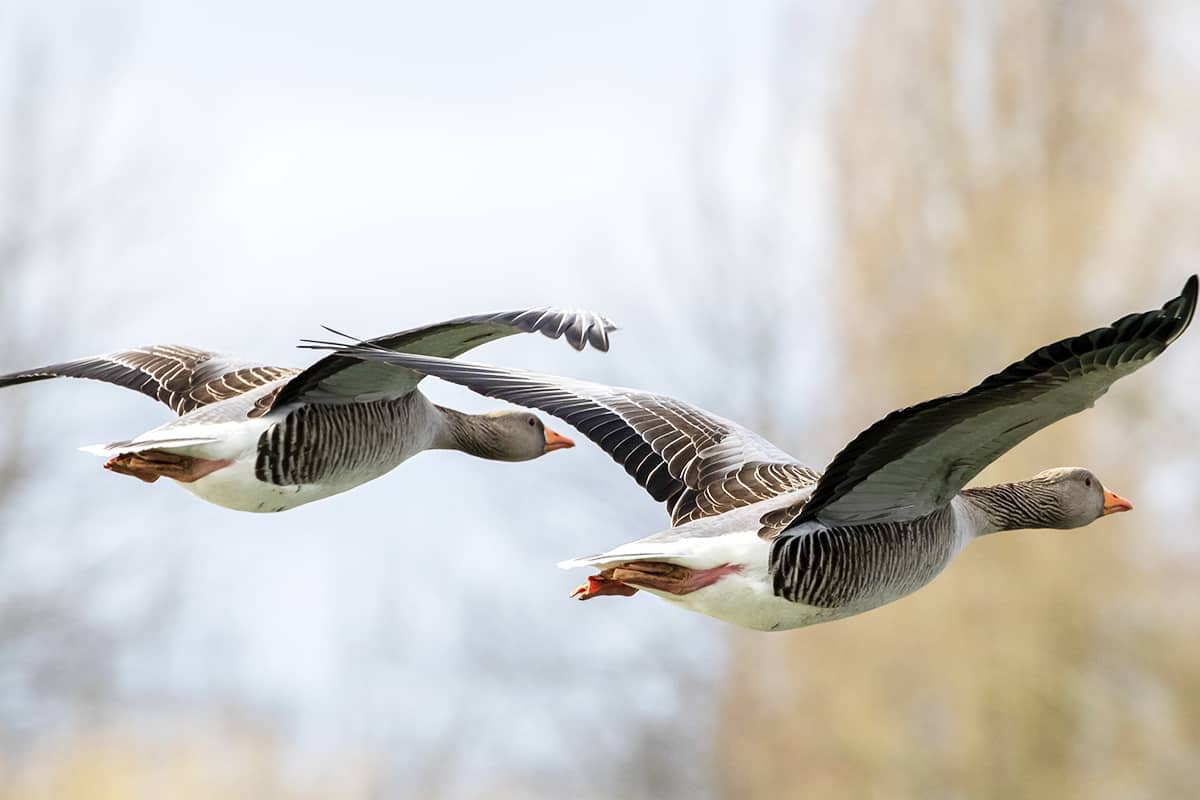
[1084,477,1092,487]
[528,418,537,427]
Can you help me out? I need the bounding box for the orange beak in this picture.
[543,426,575,453]
[1102,490,1134,516]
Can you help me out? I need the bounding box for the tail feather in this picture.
[79,436,221,457]
[556,551,676,570]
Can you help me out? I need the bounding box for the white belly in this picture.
[646,573,852,632]
[97,391,434,512]
[179,456,383,512]
[609,527,842,632]
[176,430,423,513]
[610,511,970,632]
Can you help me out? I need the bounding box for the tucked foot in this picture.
[570,573,640,601]
[105,455,161,482]
[608,561,743,596]
[104,450,232,484]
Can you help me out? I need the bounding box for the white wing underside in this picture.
[557,488,811,569]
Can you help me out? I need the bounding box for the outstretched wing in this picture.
[0,345,298,416]
[791,275,1198,529]
[263,307,616,413]
[308,349,819,526]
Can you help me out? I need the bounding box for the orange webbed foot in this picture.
[569,574,639,601]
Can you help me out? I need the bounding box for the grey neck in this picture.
[959,481,1063,536]
[433,405,508,460]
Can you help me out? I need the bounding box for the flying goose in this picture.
[0,308,614,512]
[316,278,1196,630]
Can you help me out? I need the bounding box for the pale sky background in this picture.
[3,1,1200,796]
[2,0,844,793]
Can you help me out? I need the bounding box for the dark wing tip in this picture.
[584,312,616,352]
[0,370,58,389]
[1171,274,1198,341]
[499,308,617,353]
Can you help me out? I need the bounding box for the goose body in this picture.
[105,387,447,512]
[562,491,826,631]
[326,278,1196,630]
[1,308,613,512]
[558,487,993,631]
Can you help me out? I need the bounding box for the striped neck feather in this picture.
[959,480,1067,535]
[433,405,510,460]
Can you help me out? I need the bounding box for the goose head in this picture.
[1028,467,1133,529]
[481,410,575,461]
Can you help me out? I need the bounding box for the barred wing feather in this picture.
[271,307,615,411]
[0,345,297,416]
[308,350,819,526]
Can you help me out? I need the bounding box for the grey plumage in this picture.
[0,345,298,416]
[254,394,430,485]
[0,307,615,512]
[793,274,1197,529]
[293,352,822,526]
[282,307,615,412]
[0,308,616,421]
[769,475,1101,609]
[762,278,1194,609]
[770,506,960,607]
[959,479,1074,531]
[321,278,1196,629]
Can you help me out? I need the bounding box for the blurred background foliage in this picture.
[719,3,1200,799]
[1,1,1197,797]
